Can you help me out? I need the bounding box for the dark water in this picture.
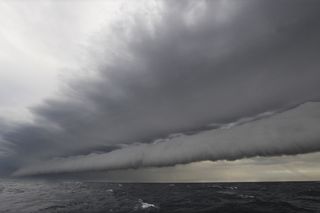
[0,180,319,213]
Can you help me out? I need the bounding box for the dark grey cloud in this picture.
[1,0,320,176]
[12,102,320,176]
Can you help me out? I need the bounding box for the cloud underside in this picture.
[1,0,320,177]
[14,102,320,176]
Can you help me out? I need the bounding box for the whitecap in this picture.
[135,199,159,210]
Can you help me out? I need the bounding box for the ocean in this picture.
[0,180,319,213]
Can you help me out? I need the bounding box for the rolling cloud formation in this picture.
[1,0,320,176]
[13,102,320,176]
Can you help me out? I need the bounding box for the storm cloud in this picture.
[13,102,320,176]
[1,0,320,176]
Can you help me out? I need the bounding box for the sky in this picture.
[1,0,320,182]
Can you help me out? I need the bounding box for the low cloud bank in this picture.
[14,102,320,176]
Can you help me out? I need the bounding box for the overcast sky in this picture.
[1,0,320,181]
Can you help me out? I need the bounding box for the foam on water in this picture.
[135,199,159,211]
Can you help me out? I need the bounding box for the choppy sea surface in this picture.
[0,180,319,213]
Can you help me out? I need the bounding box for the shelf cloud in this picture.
[13,102,320,176]
[1,0,320,177]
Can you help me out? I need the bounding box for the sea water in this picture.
[0,180,319,213]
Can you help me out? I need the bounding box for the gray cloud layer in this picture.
[13,102,320,176]
[1,0,320,176]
